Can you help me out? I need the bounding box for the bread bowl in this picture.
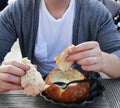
[44,68,89,103]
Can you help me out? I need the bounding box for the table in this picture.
[0,79,120,108]
[102,79,120,108]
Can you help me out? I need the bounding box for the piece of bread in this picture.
[44,68,89,103]
[21,58,49,96]
[54,44,75,71]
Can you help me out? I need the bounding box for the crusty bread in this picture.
[21,58,49,96]
[44,68,89,103]
[54,44,75,71]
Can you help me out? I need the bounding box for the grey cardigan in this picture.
[0,0,120,77]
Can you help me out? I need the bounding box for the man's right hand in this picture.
[0,60,29,92]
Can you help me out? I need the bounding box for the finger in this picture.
[81,64,101,72]
[0,73,21,85]
[3,60,29,71]
[67,48,101,61]
[76,57,97,66]
[0,89,9,92]
[0,65,26,76]
[0,81,23,91]
[69,41,99,54]
[0,88,10,92]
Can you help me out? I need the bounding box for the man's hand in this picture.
[0,60,29,92]
[66,41,103,72]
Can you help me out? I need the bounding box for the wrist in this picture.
[100,52,120,78]
[100,52,107,72]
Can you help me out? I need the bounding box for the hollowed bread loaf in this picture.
[44,68,89,103]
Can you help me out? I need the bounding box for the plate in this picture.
[40,79,105,107]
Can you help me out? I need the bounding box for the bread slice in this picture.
[54,44,75,71]
[21,58,49,96]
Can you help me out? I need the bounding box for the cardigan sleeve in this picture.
[0,0,40,63]
[0,1,18,63]
[89,0,120,59]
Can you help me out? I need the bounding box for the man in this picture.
[0,0,120,92]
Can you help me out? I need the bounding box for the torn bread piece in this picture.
[54,44,75,71]
[21,58,49,96]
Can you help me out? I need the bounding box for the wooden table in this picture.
[0,79,120,108]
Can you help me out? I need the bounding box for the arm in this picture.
[68,1,120,78]
[96,1,120,77]
[0,1,26,92]
[0,0,23,63]
[101,52,120,78]
[66,42,120,78]
[0,4,18,62]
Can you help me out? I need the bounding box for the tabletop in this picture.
[0,79,120,108]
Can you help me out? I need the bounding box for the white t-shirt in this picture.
[34,0,75,75]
